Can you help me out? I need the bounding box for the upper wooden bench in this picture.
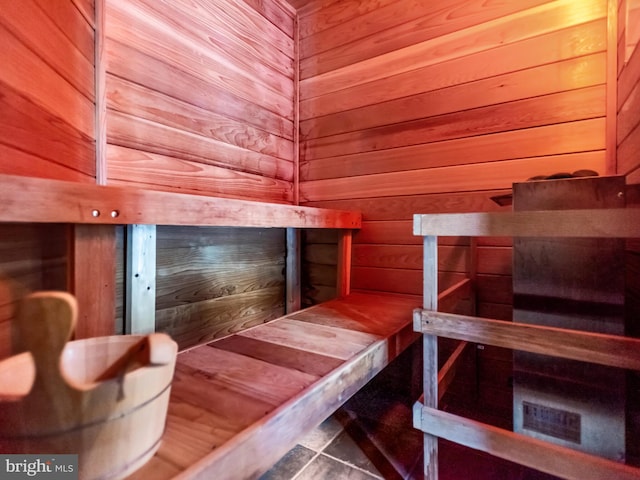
[0,173,420,479]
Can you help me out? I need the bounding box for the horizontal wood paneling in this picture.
[298,0,608,314]
[155,227,286,350]
[0,1,95,360]
[299,0,555,79]
[618,21,640,180]
[300,4,607,96]
[303,86,605,163]
[105,0,296,202]
[301,152,605,202]
[0,225,68,359]
[0,1,95,182]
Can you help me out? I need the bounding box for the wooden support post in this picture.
[286,228,301,313]
[125,225,156,335]
[68,224,116,339]
[337,229,352,298]
[423,235,439,479]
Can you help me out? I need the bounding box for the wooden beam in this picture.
[437,340,468,402]
[415,406,640,480]
[0,173,361,229]
[286,228,301,313]
[422,235,438,479]
[95,0,107,185]
[68,224,116,338]
[414,208,640,238]
[436,278,472,314]
[336,230,352,297]
[414,309,640,371]
[125,225,156,335]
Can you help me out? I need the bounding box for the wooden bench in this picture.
[129,291,419,479]
[0,173,421,479]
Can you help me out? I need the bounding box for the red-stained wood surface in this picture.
[126,292,419,480]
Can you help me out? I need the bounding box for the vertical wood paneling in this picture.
[105,0,296,202]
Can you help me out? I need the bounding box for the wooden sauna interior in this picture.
[1,0,640,478]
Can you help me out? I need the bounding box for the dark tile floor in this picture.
[259,345,562,480]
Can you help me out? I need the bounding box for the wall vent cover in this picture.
[522,401,581,443]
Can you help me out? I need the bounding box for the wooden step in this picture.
[126,291,420,480]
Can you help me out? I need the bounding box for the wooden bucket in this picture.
[0,292,178,480]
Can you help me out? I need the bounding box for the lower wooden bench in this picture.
[126,291,419,480]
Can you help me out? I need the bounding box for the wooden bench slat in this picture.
[170,364,276,426]
[237,317,380,360]
[211,335,343,377]
[178,345,319,405]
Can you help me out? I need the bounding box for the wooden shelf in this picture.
[0,174,361,229]
[125,292,419,480]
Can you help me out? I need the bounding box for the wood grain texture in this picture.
[0,173,361,228]
[299,0,557,78]
[416,307,640,370]
[618,26,640,179]
[0,0,95,183]
[156,287,285,350]
[69,224,117,339]
[154,226,286,350]
[301,54,606,140]
[300,2,606,94]
[105,0,296,202]
[0,225,68,359]
[301,119,605,181]
[107,111,294,181]
[129,292,417,479]
[106,146,293,204]
[416,406,640,480]
[414,208,640,238]
[298,0,609,322]
[301,152,605,202]
[107,75,294,162]
[302,86,606,161]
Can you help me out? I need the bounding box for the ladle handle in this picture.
[14,291,77,397]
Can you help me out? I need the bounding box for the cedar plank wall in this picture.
[154,227,286,351]
[0,0,95,358]
[299,0,609,314]
[618,0,640,465]
[104,0,296,203]
[104,0,297,349]
[298,0,611,426]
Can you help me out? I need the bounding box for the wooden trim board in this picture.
[414,208,640,238]
[414,406,640,480]
[0,173,360,229]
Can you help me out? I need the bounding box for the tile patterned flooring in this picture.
[260,389,422,480]
[259,346,423,480]
[259,345,563,480]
